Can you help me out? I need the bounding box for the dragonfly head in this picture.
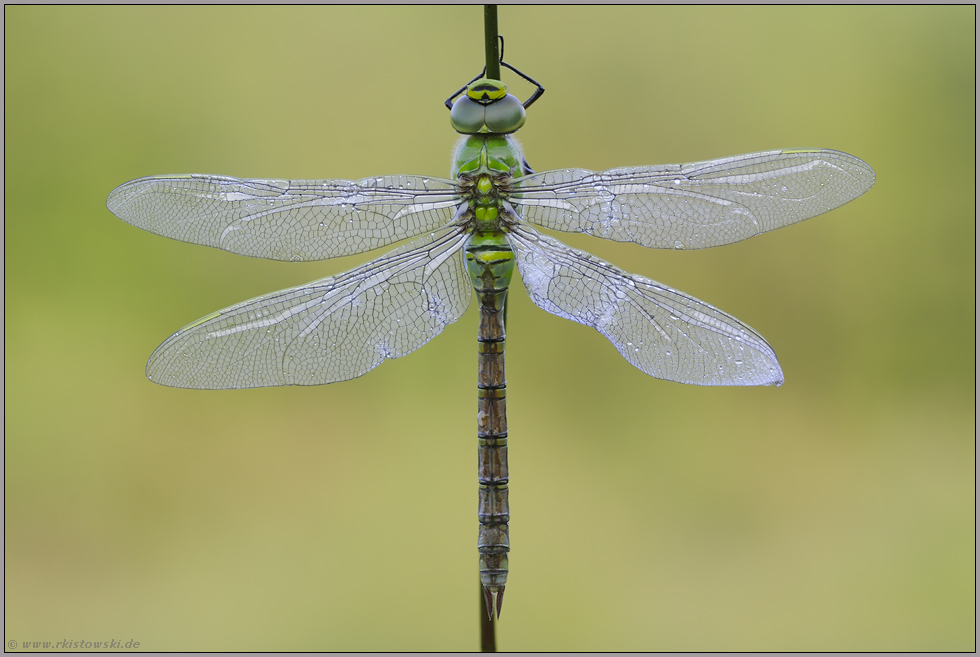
[450,79,526,135]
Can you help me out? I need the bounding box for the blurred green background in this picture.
[4,6,974,651]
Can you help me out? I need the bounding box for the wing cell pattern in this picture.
[508,225,783,386]
[107,173,461,261]
[147,227,473,388]
[513,149,875,250]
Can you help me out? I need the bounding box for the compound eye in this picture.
[450,96,486,134]
[483,94,526,134]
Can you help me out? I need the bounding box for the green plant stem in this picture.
[484,5,500,80]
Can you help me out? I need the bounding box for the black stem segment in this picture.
[484,6,500,81]
[480,577,497,651]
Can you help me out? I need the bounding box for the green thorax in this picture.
[452,134,525,231]
[454,134,523,294]
[450,135,524,220]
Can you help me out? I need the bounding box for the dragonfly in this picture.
[107,67,874,619]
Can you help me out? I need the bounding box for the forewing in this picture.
[147,227,472,389]
[508,225,783,386]
[513,149,874,250]
[107,173,460,260]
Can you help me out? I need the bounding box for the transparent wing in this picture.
[147,226,472,389]
[107,173,461,261]
[508,225,782,386]
[512,149,874,250]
